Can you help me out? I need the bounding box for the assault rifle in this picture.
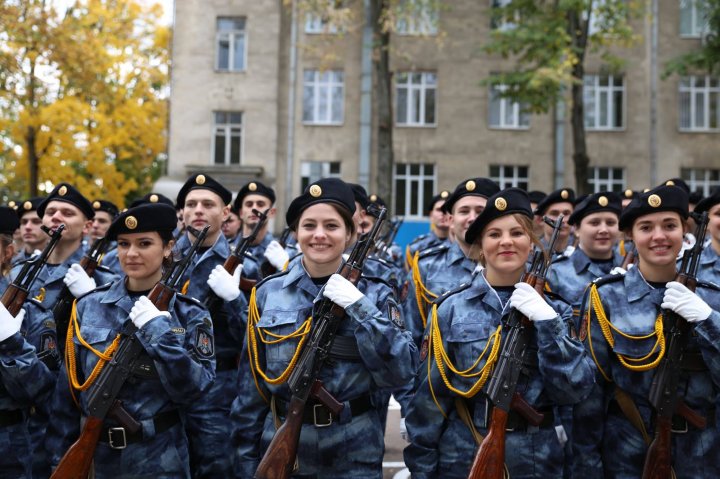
[254,205,387,479]
[260,227,293,278]
[621,241,637,270]
[54,237,111,355]
[467,215,564,479]
[1,225,65,316]
[51,225,210,479]
[641,211,709,479]
[379,218,403,259]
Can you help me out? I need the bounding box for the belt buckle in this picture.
[108,427,127,449]
[313,404,333,428]
[671,417,689,434]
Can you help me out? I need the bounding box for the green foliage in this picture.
[664,0,720,78]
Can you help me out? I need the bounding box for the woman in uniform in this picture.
[231,177,417,478]
[572,184,720,478]
[404,188,595,478]
[45,202,216,478]
[694,188,720,285]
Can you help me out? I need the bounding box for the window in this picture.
[679,76,720,131]
[680,0,709,38]
[213,112,242,165]
[301,161,341,191]
[396,0,438,35]
[216,17,246,72]
[681,168,720,196]
[394,163,436,217]
[587,167,625,193]
[302,70,344,125]
[489,165,529,190]
[584,75,625,130]
[489,83,530,129]
[490,0,518,31]
[396,72,437,127]
[305,1,341,34]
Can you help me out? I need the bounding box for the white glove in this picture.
[399,417,409,442]
[661,281,712,323]
[322,274,364,309]
[207,264,242,302]
[509,283,557,322]
[129,296,170,329]
[63,264,96,298]
[264,241,290,270]
[610,266,627,275]
[0,305,24,342]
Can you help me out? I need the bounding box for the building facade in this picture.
[166,0,719,223]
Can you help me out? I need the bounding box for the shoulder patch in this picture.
[194,327,214,358]
[387,299,404,329]
[40,331,58,353]
[418,244,450,260]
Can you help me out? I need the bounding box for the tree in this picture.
[483,0,640,195]
[0,0,169,206]
[664,0,720,78]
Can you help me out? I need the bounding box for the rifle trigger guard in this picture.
[108,427,128,449]
[313,404,333,428]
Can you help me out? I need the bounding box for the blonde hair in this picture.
[469,214,545,266]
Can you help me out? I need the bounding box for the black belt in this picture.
[275,394,374,427]
[99,409,181,449]
[0,409,24,428]
[216,355,238,372]
[469,400,554,431]
[608,400,714,434]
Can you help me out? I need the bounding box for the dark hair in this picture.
[0,234,14,277]
[290,202,356,237]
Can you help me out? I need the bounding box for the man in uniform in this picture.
[12,197,47,265]
[406,190,451,270]
[89,199,119,243]
[534,188,576,257]
[222,204,243,244]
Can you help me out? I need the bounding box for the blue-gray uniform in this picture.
[404,271,596,479]
[172,232,249,477]
[230,260,418,478]
[573,267,720,478]
[45,279,215,478]
[404,242,476,346]
[0,300,57,479]
[9,246,117,308]
[237,230,273,260]
[406,231,448,266]
[11,250,34,267]
[98,243,123,275]
[697,245,720,285]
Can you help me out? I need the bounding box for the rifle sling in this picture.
[612,387,651,445]
[455,398,483,446]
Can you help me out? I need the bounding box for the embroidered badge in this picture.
[400,280,410,303]
[195,328,214,358]
[388,301,404,329]
[420,335,429,361]
[41,332,57,352]
[648,194,662,208]
[171,327,186,334]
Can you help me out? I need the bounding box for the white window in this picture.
[394,163,437,218]
[681,168,720,196]
[584,75,625,130]
[301,161,341,191]
[680,0,709,38]
[213,112,242,165]
[302,70,344,125]
[489,83,530,129]
[396,72,437,127]
[216,17,246,72]
[396,0,438,35]
[489,165,529,190]
[587,167,625,193]
[305,1,341,34]
[679,76,720,131]
[490,0,518,31]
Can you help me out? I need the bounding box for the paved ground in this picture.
[383,398,410,479]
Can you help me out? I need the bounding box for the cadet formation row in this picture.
[0,172,718,479]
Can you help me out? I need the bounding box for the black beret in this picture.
[465,188,533,244]
[568,192,622,226]
[426,190,450,213]
[368,193,386,208]
[92,200,119,217]
[622,189,638,201]
[286,178,356,228]
[442,178,500,213]
[688,190,704,205]
[0,206,20,235]
[37,183,94,220]
[527,190,547,205]
[348,183,370,210]
[619,185,689,230]
[533,188,575,216]
[663,178,690,194]
[106,203,177,241]
[17,197,45,218]
[694,187,720,215]
[176,174,232,208]
[6,200,18,211]
[233,181,276,210]
[130,192,175,208]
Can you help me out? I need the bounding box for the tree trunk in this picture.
[568,8,591,195]
[370,0,393,202]
[26,58,39,197]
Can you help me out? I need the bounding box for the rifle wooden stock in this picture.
[254,396,305,479]
[468,407,508,479]
[51,416,104,479]
[1,285,29,317]
[641,415,673,479]
[221,251,257,291]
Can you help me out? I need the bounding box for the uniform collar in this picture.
[283,259,323,299]
[448,241,476,272]
[460,271,506,315]
[571,247,622,276]
[175,231,229,261]
[625,266,655,303]
[700,246,720,271]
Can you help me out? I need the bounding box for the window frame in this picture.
[300,161,342,191]
[211,111,244,166]
[395,0,439,36]
[678,75,720,132]
[488,83,530,130]
[393,163,437,218]
[215,17,247,73]
[583,74,626,131]
[587,166,626,193]
[302,69,345,125]
[681,168,720,196]
[489,165,530,189]
[395,72,438,128]
[680,0,709,38]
